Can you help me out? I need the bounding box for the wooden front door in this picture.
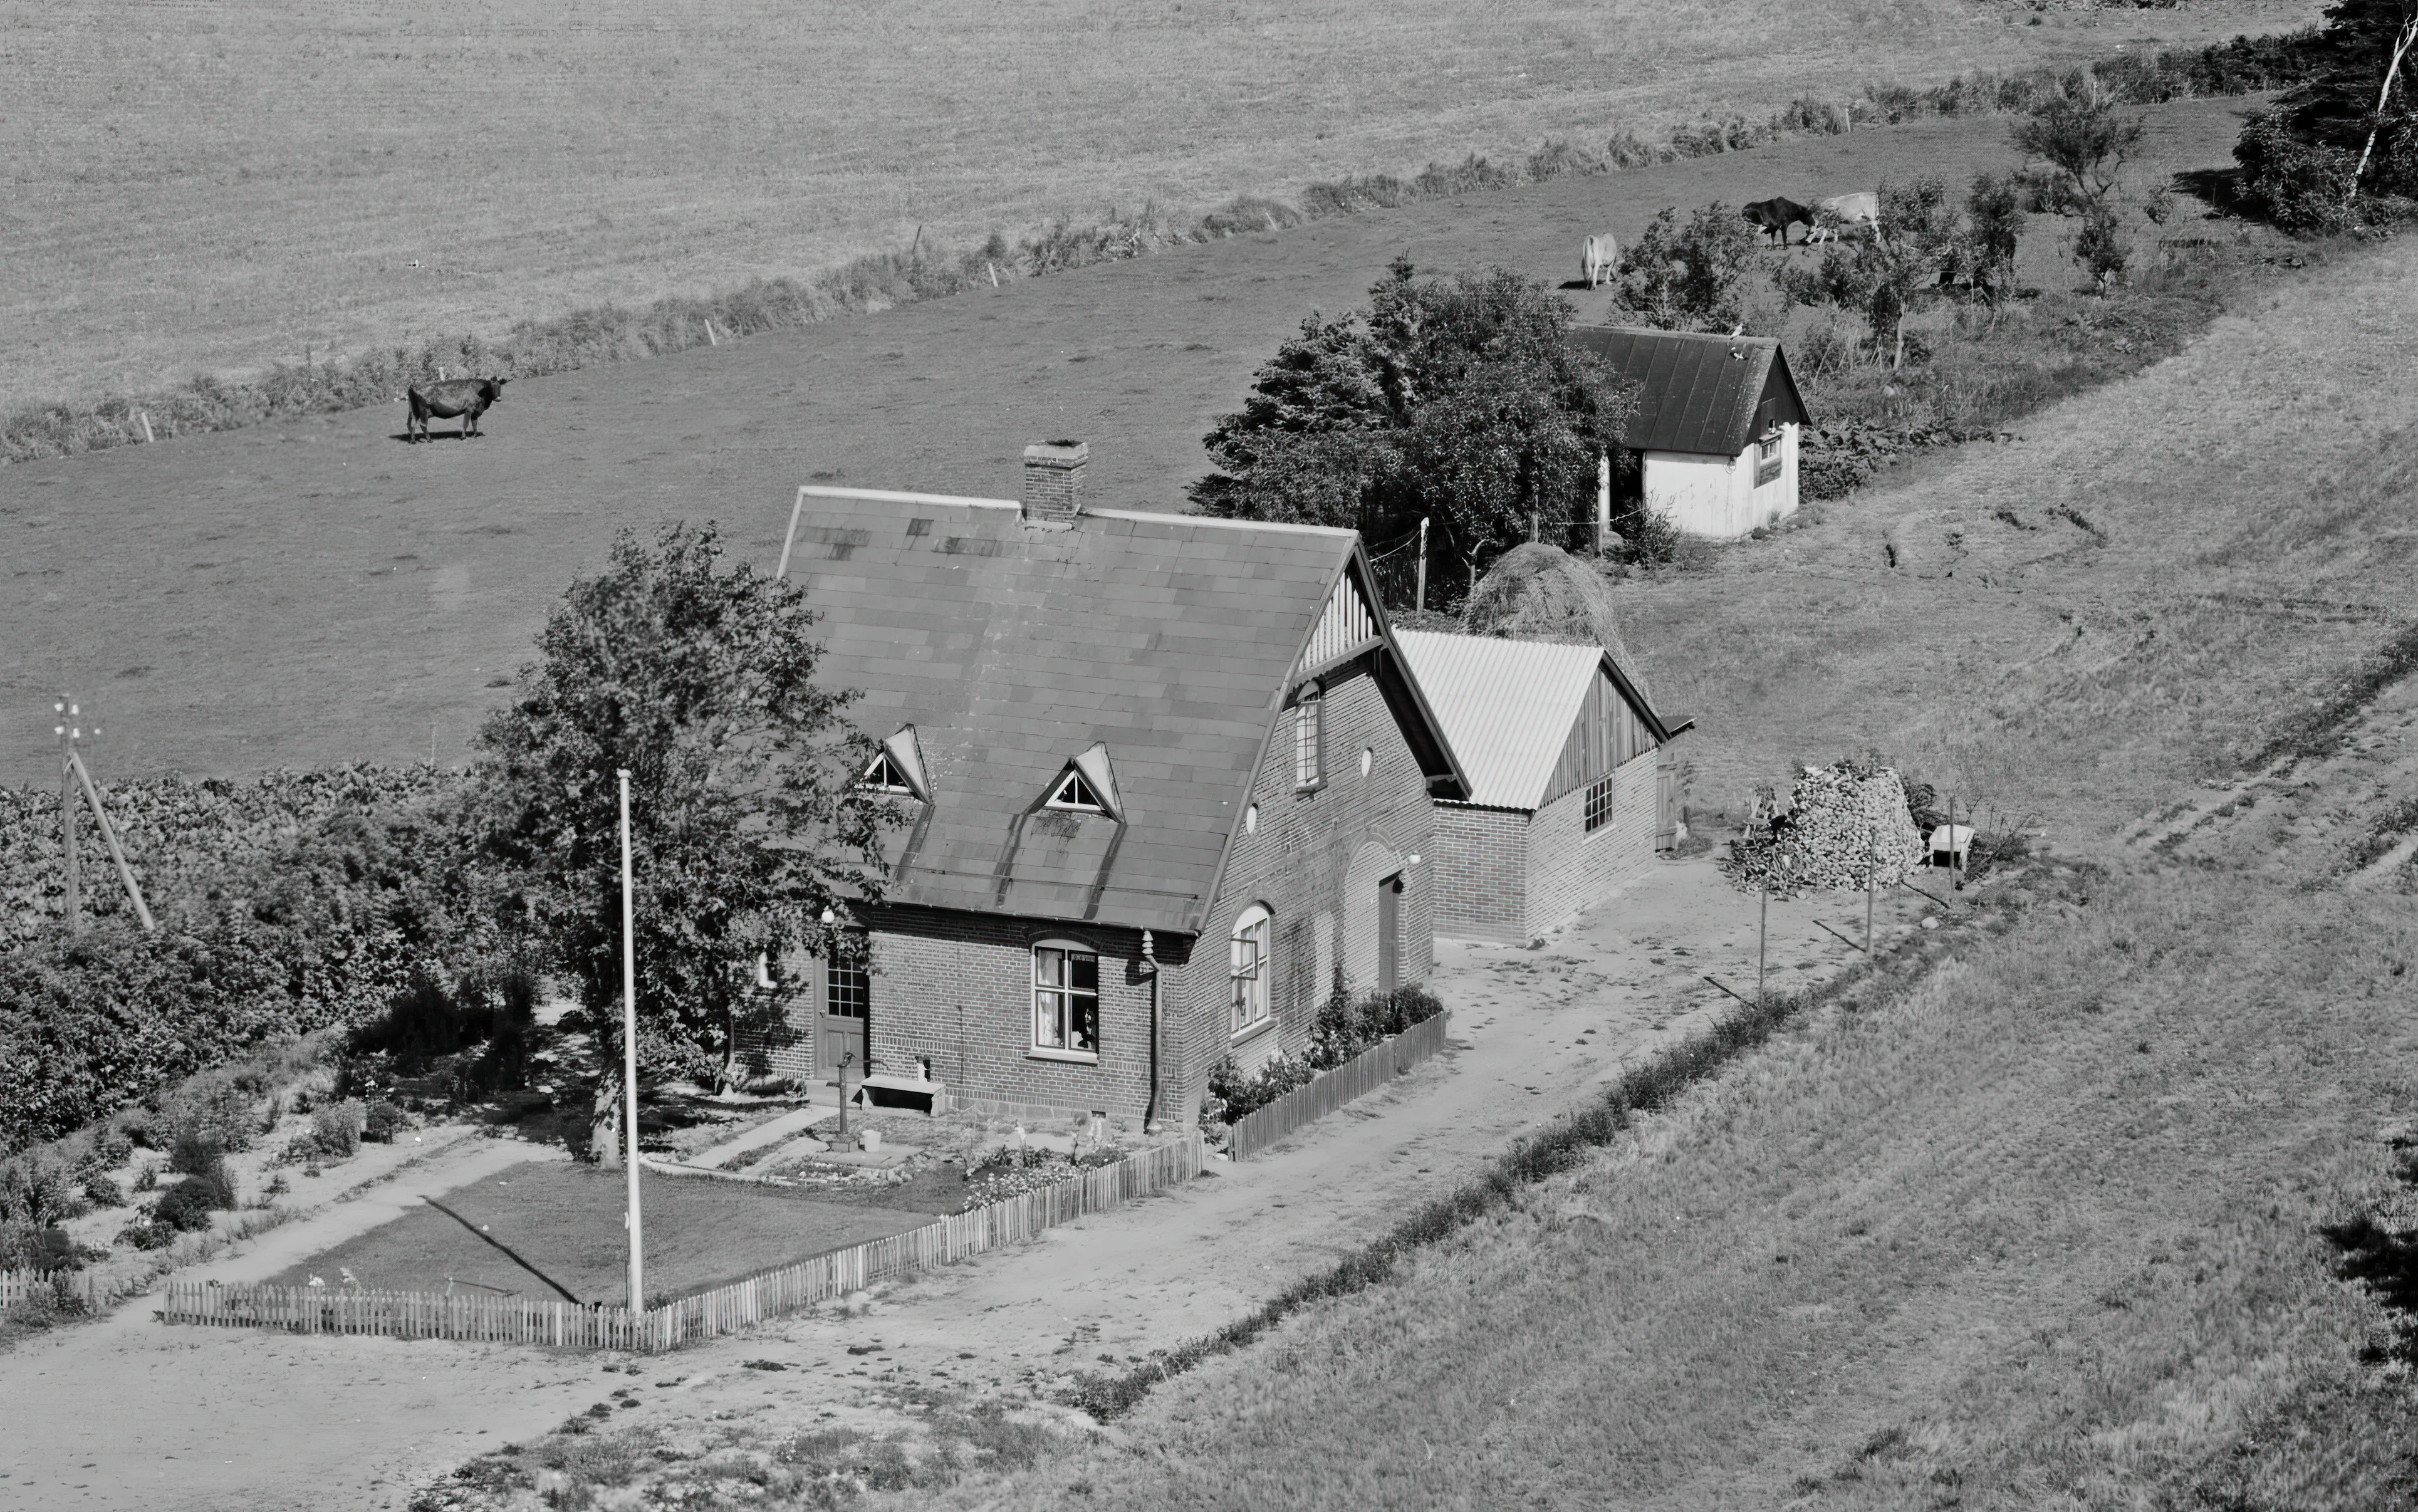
[1377,873,1403,995]
[820,959,868,1085]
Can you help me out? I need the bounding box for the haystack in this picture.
[1459,544,1640,696]
[1721,761,1927,896]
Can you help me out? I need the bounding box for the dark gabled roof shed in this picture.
[1568,326,1809,457]
[780,494,1466,935]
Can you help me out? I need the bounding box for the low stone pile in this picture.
[1722,761,1926,897]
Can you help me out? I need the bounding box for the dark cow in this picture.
[1741,197,1813,248]
[406,377,508,442]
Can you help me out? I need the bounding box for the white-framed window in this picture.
[862,749,916,795]
[1294,685,1323,790]
[1032,944,1100,1056]
[1045,768,1108,813]
[1585,772,1616,833]
[1754,429,1784,486]
[1230,904,1272,1036]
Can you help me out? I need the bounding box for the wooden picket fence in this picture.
[2,1266,140,1313]
[1229,1010,1452,1161]
[161,1133,1204,1353]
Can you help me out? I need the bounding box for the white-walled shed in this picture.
[1569,326,1811,541]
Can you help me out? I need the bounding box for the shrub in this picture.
[0,1153,87,1228]
[117,1215,176,1251]
[167,1130,225,1179]
[363,1100,407,1143]
[162,1073,263,1155]
[153,1165,235,1232]
[2073,202,2130,291]
[310,1100,366,1159]
[0,1220,97,1271]
[2234,108,2363,232]
[80,1172,123,1209]
[1205,1051,1318,1127]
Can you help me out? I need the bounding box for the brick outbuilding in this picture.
[759,445,1470,1129]
[1395,630,1687,945]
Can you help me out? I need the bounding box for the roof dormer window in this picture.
[860,725,931,801]
[1046,768,1109,813]
[862,749,916,795]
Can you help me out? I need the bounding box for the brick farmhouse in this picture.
[762,443,1470,1129]
[1395,630,1687,945]
[1571,325,1810,541]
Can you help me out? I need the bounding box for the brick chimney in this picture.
[1021,441,1087,526]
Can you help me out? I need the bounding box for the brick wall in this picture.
[1177,657,1439,1121]
[1524,743,1660,935]
[842,904,1197,1125]
[1431,803,1529,944]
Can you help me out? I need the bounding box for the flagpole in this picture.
[619,770,644,1313]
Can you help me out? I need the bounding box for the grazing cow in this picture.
[1808,192,1882,244]
[1741,197,1813,247]
[1581,233,1618,289]
[406,377,508,442]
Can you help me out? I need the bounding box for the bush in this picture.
[153,1167,234,1232]
[310,1100,365,1159]
[0,1153,87,1228]
[1204,1051,1318,1127]
[2234,108,2363,232]
[162,1073,263,1156]
[80,1172,123,1209]
[363,1100,407,1144]
[0,1220,97,1271]
[167,1130,224,1179]
[2073,203,2130,291]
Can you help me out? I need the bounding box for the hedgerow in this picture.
[0,768,491,1154]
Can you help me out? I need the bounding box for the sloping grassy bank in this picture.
[931,859,2418,1511]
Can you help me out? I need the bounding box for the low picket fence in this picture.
[161,1133,1204,1353]
[3,1264,145,1313]
[1229,1010,1452,1160]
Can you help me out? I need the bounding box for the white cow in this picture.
[1807,192,1882,244]
[1581,233,1618,289]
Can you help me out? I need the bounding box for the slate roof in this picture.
[1568,326,1809,457]
[781,493,1466,934]
[1395,631,1681,810]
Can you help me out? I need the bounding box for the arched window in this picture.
[1032,942,1100,1057]
[1230,904,1272,1036]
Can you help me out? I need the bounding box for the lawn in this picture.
[847,235,2418,1507]
[0,0,2313,414]
[261,1160,939,1307]
[0,96,2265,788]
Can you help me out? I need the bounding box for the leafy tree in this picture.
[2072,202,2130,292]
[1613,204,1762,331]
[1192,261,1643,592]
[1961,172,2025,304]
[471,521,894,1095]
[1780,177,1964,368]
[2011,78,2148,210]
[2237,0,2418,222]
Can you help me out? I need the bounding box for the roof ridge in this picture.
[1085,506,1358,539]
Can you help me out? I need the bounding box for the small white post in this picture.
[1597,452,1612,555]
[138,412,155,444]
[619,770,645,1313]
[1415,517,1429,612]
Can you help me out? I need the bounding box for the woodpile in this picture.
[1722,761,1926,896]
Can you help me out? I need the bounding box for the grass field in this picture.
[0,0,2315,415]
[259,1160,937,1305]
[0,96,2262,789]
[781,229,2418,1511]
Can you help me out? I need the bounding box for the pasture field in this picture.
[0,96,2257,789]
[871,222,2418,1511]
[258,1160,938,1305]
[0,0,2315,414]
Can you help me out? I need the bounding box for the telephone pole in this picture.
[618,769,645,1314]
[55,697,81,936]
